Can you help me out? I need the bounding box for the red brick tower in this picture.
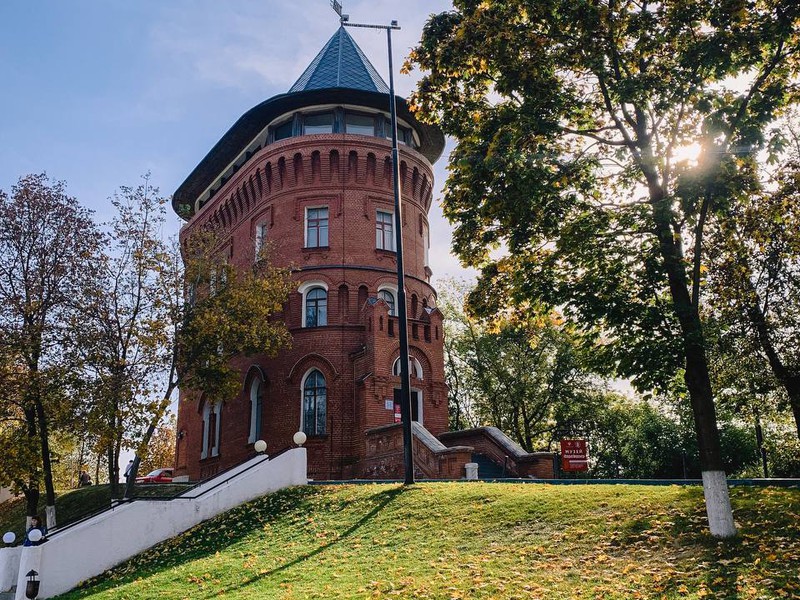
[172,27,449,481]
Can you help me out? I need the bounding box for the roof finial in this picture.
[330,0,349,24]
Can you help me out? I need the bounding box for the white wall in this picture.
[0,547,21,592]
[14,449,306,600]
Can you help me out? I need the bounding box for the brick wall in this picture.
[360,423,473,480]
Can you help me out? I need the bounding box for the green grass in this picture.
[0,486,112,540]
[0,484,191,541]
[51,483,800,599]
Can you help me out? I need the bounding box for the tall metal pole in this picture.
[386,26,415,485]
[338,9,413,484]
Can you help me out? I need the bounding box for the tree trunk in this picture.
[107,446,118,498]
[746,302,800,439]
[33,394,57,529]
[647,169,736,538]
[123,385,176,499]
[24,486,39,521]
[786,377,800,440]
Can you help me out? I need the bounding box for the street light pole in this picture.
[332,2,414,484]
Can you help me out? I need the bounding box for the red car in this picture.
[135,468,173,484]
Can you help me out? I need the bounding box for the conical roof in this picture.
[289,26,390,94]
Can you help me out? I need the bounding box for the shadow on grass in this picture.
[645,487,800,598]
[204,486,407,598]
[62,485,405,599]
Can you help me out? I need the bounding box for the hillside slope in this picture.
[58,483,799,599]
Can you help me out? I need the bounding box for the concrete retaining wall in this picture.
[0,547,21,592]
[14,448,306,599]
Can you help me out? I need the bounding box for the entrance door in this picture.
[393,389,420,423]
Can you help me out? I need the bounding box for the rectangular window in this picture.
[376,210,394,251]
[423,223,430,267]
[273,120,293,141]
[306,207,329,248]
[304,112,334,134]
[345,113,376,136]
[255,222,268,258]
[384,120,413,146]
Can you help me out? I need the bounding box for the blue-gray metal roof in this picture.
[289,26,390,94]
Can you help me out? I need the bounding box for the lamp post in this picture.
[331,1,414,484]
[25,570,40,599]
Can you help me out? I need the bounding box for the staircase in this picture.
[439,427,557,479]
[472,453,506,479]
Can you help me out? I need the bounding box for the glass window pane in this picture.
[376,211,394,251]
[316,387,327,434]
[304,113,334,134]
[346,113,376,136]
[306,207,329,248]
[378,290,395,316]
[274,120,293,141]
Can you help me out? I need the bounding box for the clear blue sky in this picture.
[0,0,467,279]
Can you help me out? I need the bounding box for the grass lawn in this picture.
[52,482,799,599]
[0,486,112,541]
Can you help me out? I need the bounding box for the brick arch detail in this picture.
[390,345,433,378]
[287,353,339,384]
[242,365,268,393]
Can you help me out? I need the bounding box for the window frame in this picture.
[301,369,327,436]
[305,206,329,248]
[377,286,397,316]
[299,281,329,328]
[344,111,378,136]
[303,111,335,135]
[376,210,395,252]
[248,378,264,444]
[254,222,268,258]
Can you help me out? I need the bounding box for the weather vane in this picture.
[330,0,348,23]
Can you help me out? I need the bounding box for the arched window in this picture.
[302,369,327,436]
[200,401,222,459]
[305,287,327,327]
[248,378,264,444]
[377,289,396,316]
[392,357,423,379]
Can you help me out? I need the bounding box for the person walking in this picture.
[124,459,134,483]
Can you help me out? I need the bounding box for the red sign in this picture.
[560,439,589,472]
[394,401,402,424]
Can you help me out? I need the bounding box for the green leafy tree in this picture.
[440,279,613,451]
[410,0,799,537]
[138,413,176,476]
[77,177,174,496]
[123,231,292,497]
[705,145,800,438]
[0,174,102,526]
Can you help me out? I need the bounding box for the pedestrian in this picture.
[79,470,93,487]
[23,515,47,546]
[124,459,134,483]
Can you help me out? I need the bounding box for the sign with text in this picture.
[560,439,589,472]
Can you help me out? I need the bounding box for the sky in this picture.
[0,0,472,283]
